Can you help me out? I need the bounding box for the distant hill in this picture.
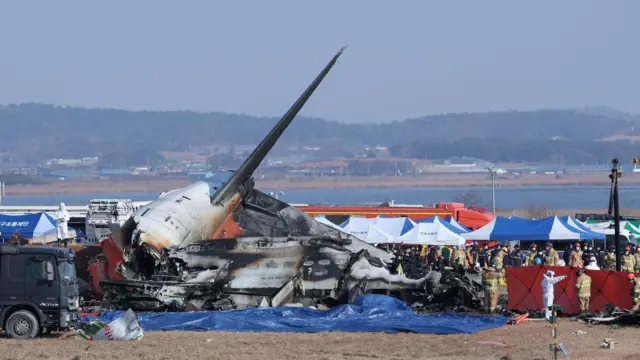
[0,103,638,164]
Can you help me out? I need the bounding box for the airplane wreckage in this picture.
[82,47,484,313]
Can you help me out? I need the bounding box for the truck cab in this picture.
[0,245,80,339]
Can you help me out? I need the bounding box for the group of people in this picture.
[539,267,640,319]
[383,241,640,317]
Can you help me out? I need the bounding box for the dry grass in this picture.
[1,320,638,360]
[5,172,638,195]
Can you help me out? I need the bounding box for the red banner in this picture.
[506,266,638,314]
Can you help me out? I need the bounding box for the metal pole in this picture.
[552,305,558,360]
[485,167,496,215]
[609,158,622,271]
[491,172,496,216]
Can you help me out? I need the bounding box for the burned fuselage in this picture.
[112,47,346,278]
[102,235,426,311]
[97,47,484,312]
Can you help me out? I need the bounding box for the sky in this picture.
[0,0,638,123]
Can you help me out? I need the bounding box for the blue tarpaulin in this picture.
[80,295,508,334]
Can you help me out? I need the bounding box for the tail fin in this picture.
[211,47,346,204]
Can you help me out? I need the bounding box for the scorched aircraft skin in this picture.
[100,47,436,311]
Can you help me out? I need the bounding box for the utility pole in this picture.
[485,167,496,215]
[0,181,4,206]
[608,158,622,271]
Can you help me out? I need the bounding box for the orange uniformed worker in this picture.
[569,242,583,268]
[544,242,560,266]
[575,268,591,314]
[629,273,640,312]
[482,267,501,313]
[622,246,636,272]
[453,246,467,268]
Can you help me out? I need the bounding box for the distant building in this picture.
[41,170,96,180]
[100,169,131,176]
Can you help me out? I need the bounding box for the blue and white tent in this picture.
[558,216,605,240]
[415,216,469,234]
[340,216,415,237]
[508,215,529,220]
[0,212,56,240]
[313,216,345,231]
[339,217,396,244]
[396,222,466,246]
[444,216,470,233]
[462,216,596,241]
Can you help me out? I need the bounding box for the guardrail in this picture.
[0,205,89,218]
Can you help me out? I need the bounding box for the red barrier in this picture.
[506,266,639,314]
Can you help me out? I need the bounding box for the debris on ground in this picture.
[476,340,508,347]
[600,338,615,349]
[572,330,587,335]
[77,309,144,341]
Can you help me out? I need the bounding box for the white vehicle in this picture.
[85,199,149,243]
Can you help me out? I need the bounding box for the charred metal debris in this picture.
[96,190,487,312]
[90,190,482,311]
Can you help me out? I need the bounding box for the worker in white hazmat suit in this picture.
[585,256,600,270]
[55,202,71,247]
[541,269,568,320]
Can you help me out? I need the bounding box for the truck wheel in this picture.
[5,310,40,339]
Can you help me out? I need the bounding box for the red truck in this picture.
[294,201,493,230]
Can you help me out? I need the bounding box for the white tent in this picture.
[340,217,396,244]
[395,222,466,246]
[313,216,345,231]
[359,224,397,244]
[340,216,415,237]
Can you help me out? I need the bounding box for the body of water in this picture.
[0,184,637,210]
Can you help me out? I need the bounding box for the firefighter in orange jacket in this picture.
[575,268,591,314]
[482,267,501,313]
[629,273,640,312]
[569,242,584,268]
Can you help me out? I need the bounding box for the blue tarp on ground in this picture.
[80,295,508,334]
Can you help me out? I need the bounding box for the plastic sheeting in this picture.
[80,295,508,334]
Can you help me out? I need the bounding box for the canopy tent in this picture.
[339,216,415,237]
[444,216,471,233]
[462,216,601,241]
[508,215,529,220]
[313,216,345,231]
[0,213,56,240]
[396,222,466,246]
[339,217,396,244]
[558,216,606,239]
[414,216,469,234]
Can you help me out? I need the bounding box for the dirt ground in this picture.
[1,319,638,360]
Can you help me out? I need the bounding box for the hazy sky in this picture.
[1,1,638,123]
